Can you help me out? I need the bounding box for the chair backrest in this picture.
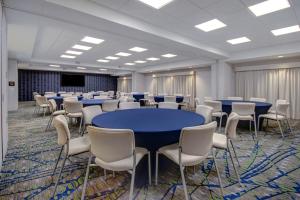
[82,105,102,125]
[94,95,110,100]
[64,96,78,102]
[164,96,176,102]
[276,99,288,106]
[232,102,255,115]
[227,97,243,101]
[53,115,71,146]
[183,95,191,103]
[48,99,58,113]
[119,96,128,102]
[158,102,178,109]
[88,126,134,162]
[61,93,73,97]
[82,93,91,99]
[119,102,140,110]
[102,100,119,112]
[158,93,167,96]
[204,100,222,112]
[144,93,149,100]
[204,96,213,101]
[174,93,183,96]
[195,105,213,124]
[224,112,240,140]
[276,103,289,116]
[64,101,83,113]
[45,93,56,98]
[249,97,266,102]
[179,121,217,156]
[45,92,55,95]
[195,98,201,106]
[36,95,48,105]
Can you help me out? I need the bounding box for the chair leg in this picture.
[155,152,159,185]
[46,116,53,131]
[219,115,223,132]
[212,148,224,197]
[81,154,92,200]
[52,155,67,197]
[227,146,242,187]
[129,166,136,200]
[277,120,284,138]
[148,152,152,185]
[52,146,64,176]
[286,119,294,135]
[79,117,83,134]
[253,117,257,138]
[230,140,240,167]
[43,108,46,117]
[249,120,251,132]
[179,164,189,200]
[258,116,261,131]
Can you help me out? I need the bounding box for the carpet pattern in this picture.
[0,102,300,200]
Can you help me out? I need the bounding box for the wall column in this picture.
[8,59,18,111]
[131,72,145,92]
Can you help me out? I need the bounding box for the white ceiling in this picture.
[4,0,300,74]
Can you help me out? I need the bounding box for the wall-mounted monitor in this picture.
[61,73,85,87]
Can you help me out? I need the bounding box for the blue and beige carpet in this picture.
[0,102,299,199]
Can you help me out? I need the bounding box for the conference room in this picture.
[0,0,299,199]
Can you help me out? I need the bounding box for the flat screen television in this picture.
[61,73,85,87]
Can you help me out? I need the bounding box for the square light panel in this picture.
[97,59,110,63]
[271,25,300,36]
[72,44,92,51]
[195,19,226,32]
[99,68,107,71]
[125,63,135,66]
[61,55,76,59]
[227,37,251,45]
[77,67,86,70]
[65,50,82,55]
[129,47,147,52]
[162,54,177,58]
[248,0,290,17]
[138,0,173,9]
[49,64,60,67]
[115,52,132,57]
[106,56,119,60]
[134,60,146,63]
[147,57,160,61]
[81,36,104,44]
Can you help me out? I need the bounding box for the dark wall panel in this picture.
[18,69,118,101]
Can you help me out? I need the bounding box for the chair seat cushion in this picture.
[67,135,90,156]
[53,110,65,116]
[95,147,148,171]
[67,112,82,118]
[213,133,227,149]
[158,143,207,167]
[259,113,285,120]
[238,115,253,120]
[212,112,227,117]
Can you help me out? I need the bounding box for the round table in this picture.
[92,108,205,152]
[154,96,184,103]
[220,100,272,130]
[48,96,83,109]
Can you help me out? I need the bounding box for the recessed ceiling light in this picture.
[162,54,177,58]
[271,25,300,36]
[65,50,83,55]
[61,55,76,59]
[81,36,104,44]
[147,57,160,61]
[97,59,110,63]
[77,67,86,70]
[115,52,132,57]
[138,0,173,9]
[129,47,148,52]
[72,44,92,51]
[105,56,119,60]
[125,63,135,66]
[248,0,290,17]
[195,19,227,32]
[99,68,107,71]
[134,60,146,63]
[227,37,251,45]
[278,55,284,58]
[49,64,60,68]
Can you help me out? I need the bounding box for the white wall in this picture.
[8,59,18,111]
[131,72,145,92]
[195,67,211,104]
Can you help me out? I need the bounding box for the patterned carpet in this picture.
[0,102,300,200]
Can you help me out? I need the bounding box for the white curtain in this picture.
[117,78,132,93]
[236,67,300,119]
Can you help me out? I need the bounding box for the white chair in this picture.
[232,102,257,137]
[258,102,293,137]
[82,93,92,99]
[119,96,129,102]
[213,112,242,189]
[146,95,158,107]
[181,95,191,110]
[45,93,57,98]
[164,96,176,102]
[158,102,178,109]
[61,93,73,97]
[249,97,266,102]
[64,101,83,133]
[94,95,110,100]
[108,90,115,98]
[52,115,90,197]
[45,91,55,95]
[196,105,213,124]
[227,97,243,101]
[204,100,228,132]
[195,98,201,106]
[102,100,119,112]
[204,96,213,101]
[46,99,65,131]
[81,127,151,200]
[155,122,221,199]
[158,93,167,96]
[119,102,140,110]
[35,95,50,117]
[64,96,78,102]
[268,99,288,114]
[81,105,102,135]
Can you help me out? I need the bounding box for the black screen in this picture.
[61,73,85,87]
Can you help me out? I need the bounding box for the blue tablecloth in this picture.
[220,100,272,130]
[80,99,113,107]
[133,94,145,102]
[92,108,204,152]
[154,96,184,103]
[48,96,83,109]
